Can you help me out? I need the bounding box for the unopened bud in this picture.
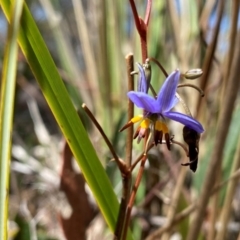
[143,62,151,91]
[184,69,203,80]
[183,126,200,172]
[136,62,151,93]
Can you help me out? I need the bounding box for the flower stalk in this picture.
[129,0,152,62]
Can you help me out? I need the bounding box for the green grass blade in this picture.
[0,1,133,238]
[0,0,24,239]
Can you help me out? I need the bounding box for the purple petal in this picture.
[169,96,179,110]
[164,111,204,133]
[127,91,156,113]
[136,63,148,93]
[156,70,180,112]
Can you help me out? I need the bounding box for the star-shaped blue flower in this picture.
[127,69,204,134]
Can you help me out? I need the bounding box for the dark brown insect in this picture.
[182,126,200,172]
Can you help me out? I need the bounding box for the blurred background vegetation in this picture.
[0,0,240,239]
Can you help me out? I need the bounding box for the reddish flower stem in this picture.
[122,154,148,240]
[129,0,152,62]
[144,0,152,25]
[116,2,153,239]
[139,19,148,62]
[129,0,141,34]
[113,54,134,240]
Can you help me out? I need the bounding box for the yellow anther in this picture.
[162,122,169,134]
[155,121,162,131]
[131,115,143,123]
[140,119,150,129]
[155,120,169,133]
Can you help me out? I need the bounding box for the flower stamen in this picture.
[153,120,171,148]
[133,119,150,143]
[119,115,143,132]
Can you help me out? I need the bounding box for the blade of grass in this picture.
[0,1,132,238]
[0,0,24,239]
[38,0,92,109]
[72,0,100,113]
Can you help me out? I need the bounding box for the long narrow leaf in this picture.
[0,1,132,238]
[0,0,24,239]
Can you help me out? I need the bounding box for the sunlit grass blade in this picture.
[0,0,24,239]
[0,1,132,238]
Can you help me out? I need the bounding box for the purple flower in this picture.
[122,69,204,149]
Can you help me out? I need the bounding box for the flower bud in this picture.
[143,62,151,86]
[136,62,150,93]
[183,126,200,172]
[184,69,203,80]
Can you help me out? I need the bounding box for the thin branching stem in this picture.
[125,54,134,168]
[114,170,131,240]
[130,139,188,172]
[171,139,188,156]
[129,0,141,35]
[122,133,153,239]
[122,154,148,240]
[113,54,135,240]
[139,24,147,62]
[129,0,149,61]
[144,0,152,25]
[82,104,127,174]
[131,142,154,171]
[177,84,205,97]
[147,57,168,77]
